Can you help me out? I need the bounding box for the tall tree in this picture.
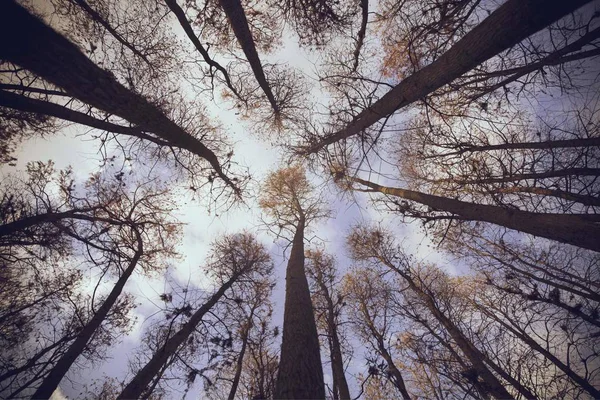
[259,166,329,399]
[0,0,237,190]
[347,226,522,399]
[116,233,272,399]
[300,0,593,155]
[334,171,600,252]
[305,249,352,400]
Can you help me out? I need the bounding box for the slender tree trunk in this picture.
[0,90,171,147]
[116,274,239,400]
[480,306,600,398]
[383,261,518,399]
[376,338,412,400]
[0,1,235,189]
[228,324,251,400]
[426,136,600,159]
[32,233,143,399]
[275,218,325,399]
[326,311,351,400]
[495,187,600,208]
[218,0,279,114]
[315,276,351,400]
[411,285,515,399]
[163,0,242,101]
[431,167,600,185]
[357,301,412,400]
[304,0,593,154]
[351,0,368,72]
[349,176,600,252]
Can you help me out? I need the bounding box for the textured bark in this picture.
[304,0,593,154]
[116,276,238,399]
[32,231,143,399]
[0,1,235,189]
[0,89,170,147]
[274,218,325,399]
[218,0,279,114]
[350,176,600,252]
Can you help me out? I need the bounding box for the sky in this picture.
[1,1,466,398]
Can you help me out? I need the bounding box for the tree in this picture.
[0,163,179,398]
[347,226,520,399]
[341,268,413,400]
[116,233,272,399]
[299,0,593,155]
[259,166,328,399]
[334,171,600,252]
[305,249,352,400]
[0,0,238,191]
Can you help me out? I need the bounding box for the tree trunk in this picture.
[275,218,325,399]
[0,1,235,189]
[304,0,593,154]
[0,89,170,147]
[494,187,600,208]
[480,306,600,398]
[116,275,239,399]
[400,273,516,400]
[377,339,412,400]
[218,0,279,114]
[427,137,600,159]
[350,176,600,252]
[432,167,600,185]
[325,305,351,400]
[32,231,143,399]
[228,323,251,400]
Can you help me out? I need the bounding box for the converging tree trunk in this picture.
[347,175,600,252]
[32,229,143,399]
[304,0,593,154]
[218,0,279,114]
[116,276,237,399]
[0,1,235,189]
[275,218,325,399]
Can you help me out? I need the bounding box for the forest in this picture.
[0,0,599,399]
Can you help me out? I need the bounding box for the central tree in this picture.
[260,166,328,399]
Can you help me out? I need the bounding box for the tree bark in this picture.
[31,230,143,399]
[303,0,593,154]
[0,89,171,147]
[218,0,279,114]
[116,274,238,399]
[275,218,325,399]
[350,176,600,252]
[0,1,236,190]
